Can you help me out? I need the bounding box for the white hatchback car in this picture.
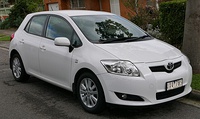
[9,10,192,113]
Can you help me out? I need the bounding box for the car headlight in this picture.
[101,60,140,77]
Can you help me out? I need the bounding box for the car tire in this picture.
[11,54,30,82]
[77,72,105,113]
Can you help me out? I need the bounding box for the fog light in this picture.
[115,92,144,101]
[121,94,127,99]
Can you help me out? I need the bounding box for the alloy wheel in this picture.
[79,78,98,108]
[12,57,22,79]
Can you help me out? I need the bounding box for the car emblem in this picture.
[165,62,174,71]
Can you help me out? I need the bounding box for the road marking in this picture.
[0,47,9,51]
[178,98,200,108]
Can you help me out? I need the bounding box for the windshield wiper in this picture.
[124,35,151,42]
[99,35,151,43]
[99,37,139,43]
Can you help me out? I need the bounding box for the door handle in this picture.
[40,45,46,51]
[19,39,24,44]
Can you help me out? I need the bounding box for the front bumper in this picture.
[97,56,192,106]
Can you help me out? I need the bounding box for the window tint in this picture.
[46,16,73,40]
[25,15,47,36]
[72,32,82,47]
[25,21,31,32]
[72,15,147,43]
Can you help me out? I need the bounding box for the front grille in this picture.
[149,61,182,73]
[156,86,185,100]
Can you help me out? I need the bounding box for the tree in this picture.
[0,0,43,29]
[182,0,200,73]
[9,0,38,28]
[123,0,160,31]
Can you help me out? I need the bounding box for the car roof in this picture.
[30,10,115,17]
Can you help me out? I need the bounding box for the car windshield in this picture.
[71,15,152,43]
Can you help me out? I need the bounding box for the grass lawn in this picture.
[192,74,200,91]
[0,34,10,41]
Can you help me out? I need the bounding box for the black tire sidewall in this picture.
[77,72,105,113]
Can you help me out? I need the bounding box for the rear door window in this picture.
[25,15,47,36]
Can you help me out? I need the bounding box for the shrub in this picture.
[0,0,43,29]
[0,18,10,29]
[9,0,39,28]
[159,0,186,48]
[123,0,160,38]
[130,6,160,31]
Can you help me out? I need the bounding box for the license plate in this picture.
[166,79,183,91]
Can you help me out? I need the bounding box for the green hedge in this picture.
[0,0,43,29]
[159,0,186,48]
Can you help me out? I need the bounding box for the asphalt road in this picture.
[0,47,200,119]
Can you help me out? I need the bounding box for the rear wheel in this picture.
[11,54,29,82]
[77,72,105,113]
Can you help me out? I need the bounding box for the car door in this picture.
[21,15,47,75]
[39,15,75,88]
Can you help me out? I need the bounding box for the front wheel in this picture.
[11,54,29,82]
[77,72,105,113]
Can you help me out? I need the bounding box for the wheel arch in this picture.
[72,68,104,98]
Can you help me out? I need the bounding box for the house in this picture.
[43,0,152,19]
[43,0,172,19]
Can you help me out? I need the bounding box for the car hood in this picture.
[95,39,182,63]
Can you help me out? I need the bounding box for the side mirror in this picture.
[54,37,71,47]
